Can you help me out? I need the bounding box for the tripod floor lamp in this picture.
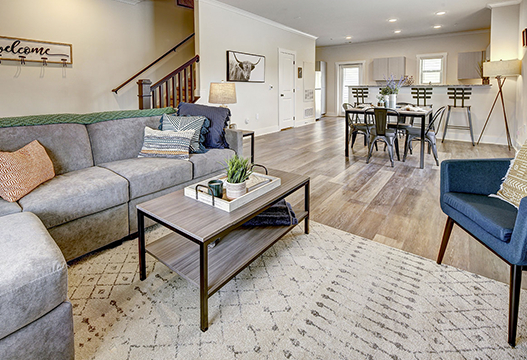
[478,59,521,150]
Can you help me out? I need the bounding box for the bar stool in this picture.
[350,87,370,124]
[351,87,369,106]
[442,87,474,145]
[411,87,433,106]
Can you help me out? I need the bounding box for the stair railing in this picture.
[138,55,199,109]
[112,33,195,94]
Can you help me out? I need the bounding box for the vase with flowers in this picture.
[380,75,405,108]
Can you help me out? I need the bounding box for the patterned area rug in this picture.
[69,222,527,359]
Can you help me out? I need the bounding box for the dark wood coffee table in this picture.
[137,169,309,331]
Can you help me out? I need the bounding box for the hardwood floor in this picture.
[243,116,516,286]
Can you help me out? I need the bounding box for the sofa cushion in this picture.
[99,157,193,199]
[178,102,230,149]
[0,198,21,217]
[0,212,68,339]
[138,127,194,160]
[18,166,129,228]
[0,140,55,202]
[443,192,517,242]
[160,114,209,153]
[189,148,235,178]
[0,123,93,175]
[87,116,164,165]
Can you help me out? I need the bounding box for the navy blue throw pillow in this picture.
[178,102,230,149]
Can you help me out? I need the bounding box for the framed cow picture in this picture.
[226,50,265,83]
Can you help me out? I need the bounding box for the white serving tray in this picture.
[184,172,281,212]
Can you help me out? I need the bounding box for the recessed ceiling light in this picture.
[394,30,401,34]
[434,25,442,29]
[436,11,446,16]
[388,18,397,22]
[346,36,352,40]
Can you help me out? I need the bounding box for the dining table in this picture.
[345,106,433,169]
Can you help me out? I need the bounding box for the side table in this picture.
[241,130,255,163]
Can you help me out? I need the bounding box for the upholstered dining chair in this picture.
[365,108,400,167]
[343,102,375,151]
[438,158,526,346]
[403,106,446,166]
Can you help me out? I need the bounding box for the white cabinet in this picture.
[457,51,484,79]
[373,56,406,81]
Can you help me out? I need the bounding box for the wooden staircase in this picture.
[138,55,199,109]
[111,33,200,109]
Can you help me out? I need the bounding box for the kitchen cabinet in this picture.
[458,51,484,79]
[373,56,406,81]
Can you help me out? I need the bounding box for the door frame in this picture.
[335,61,365,116]
[278,48,296,130]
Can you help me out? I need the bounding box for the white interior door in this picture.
[279,49,296,130]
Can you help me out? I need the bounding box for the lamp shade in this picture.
[483,59,521,77]
[209,82,237,104]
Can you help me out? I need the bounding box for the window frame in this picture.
[416,53,447,85]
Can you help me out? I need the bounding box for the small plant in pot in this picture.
[224,154,253,199]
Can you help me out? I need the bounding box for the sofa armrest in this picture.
[225,128,244,156]
[440,158,512,198]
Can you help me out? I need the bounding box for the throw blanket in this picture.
[0,107,176,128]
[243,199,298,226]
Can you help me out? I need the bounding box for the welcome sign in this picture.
[0,36,72,65]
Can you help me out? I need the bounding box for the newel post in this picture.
[137,79,152,109]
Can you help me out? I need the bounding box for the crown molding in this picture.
[198,0,317,40]
[487,0,521,9]
[111,0,144,5]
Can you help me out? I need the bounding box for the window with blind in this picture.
[342,65,360,104]
[417,53,447,85]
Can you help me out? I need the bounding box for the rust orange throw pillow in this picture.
[0,140,55,202]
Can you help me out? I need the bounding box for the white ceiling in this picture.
[213,0,518,46]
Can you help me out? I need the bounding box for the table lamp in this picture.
[478,59,521,150]
[209,81,236,108]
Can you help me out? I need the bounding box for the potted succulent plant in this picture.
[224,154,253,199]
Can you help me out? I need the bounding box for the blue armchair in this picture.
[438,158,527,347]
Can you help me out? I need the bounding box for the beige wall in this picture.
[0,0,195,117]
[516,1,527,146]
[196,0,316,135]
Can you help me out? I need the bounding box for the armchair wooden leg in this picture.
[437,217,454,264]
[508,265,522,347]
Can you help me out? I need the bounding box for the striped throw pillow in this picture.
[0,140,55,202]
[496,141,527,208]
[138,127,194,160]
[160,114,209,153]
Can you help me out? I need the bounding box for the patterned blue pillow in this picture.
[160,114,209,153]
[138,127,194,160]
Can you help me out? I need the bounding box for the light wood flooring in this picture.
[243,116,516,286]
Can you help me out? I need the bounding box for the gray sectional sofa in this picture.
[0,108,243,359]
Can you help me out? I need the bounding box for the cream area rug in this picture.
[69,222,527,359]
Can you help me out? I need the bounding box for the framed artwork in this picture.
[177,0,194,9]
[227,50,265,83]
[523,28,527,47]
[298,67,303,78]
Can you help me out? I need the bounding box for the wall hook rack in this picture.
[19,56,26,65]
[41,57,48,66]
[61,59,67,67]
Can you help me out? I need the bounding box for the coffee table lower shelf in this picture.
[146,210,308,295]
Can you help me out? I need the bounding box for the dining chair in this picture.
[403,106,446,166]
[343,103,375,151]
[365,108,400,167]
